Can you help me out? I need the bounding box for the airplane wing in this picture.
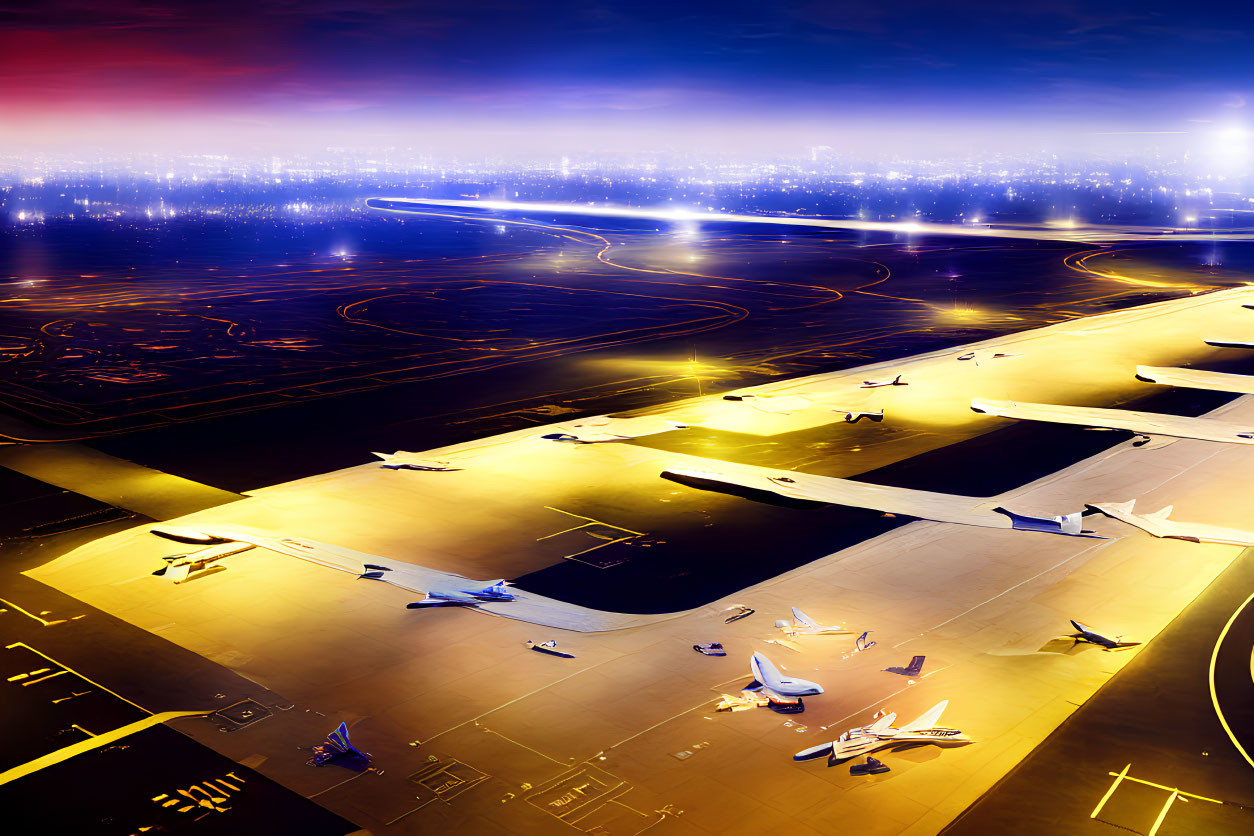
[867,712,897,734]
[791,607,819,628]
[898,700,948,734]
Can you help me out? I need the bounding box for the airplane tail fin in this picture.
[899,700,948,734]
[327,722,352,753]
[1147,505,1175,521]
[750,652,785,691]
[905,655,925,676]
[1069,619,1087,634]
[791,607,818,629]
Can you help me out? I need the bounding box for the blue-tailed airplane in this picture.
[884,655,926,677]
[309,721,370,766]
[744,651,823,711]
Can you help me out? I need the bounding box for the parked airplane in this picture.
[361,568,516,608]
[884,655,925,677]
[373,452,460,471]
[1088,499,1254,547]
[528,639,575,658]
[744,651,823,710]
[1068,620,1140,650]
[308,721,370,766]
[793,700,970,764]
[776,607,856,637]
[861,374,907,388]
[153,542,255,583]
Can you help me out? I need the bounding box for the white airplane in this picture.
[1088,499,1254,547]
[153,542,255,583]
[744,651,823,710]
[359,567,516,608]
[860,374,906,388]
[373,452,460,471]
[794,700,970,764]
[776,607,856,638]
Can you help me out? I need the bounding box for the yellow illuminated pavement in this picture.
[25,285,1254,833]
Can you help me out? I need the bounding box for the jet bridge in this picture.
[662,460,1091,535]
[1136,365,1254,396]
[971,398,1254,445]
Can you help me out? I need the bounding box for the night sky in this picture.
[4,1,1254,154]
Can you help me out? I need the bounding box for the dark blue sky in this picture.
[4,1,1253,152]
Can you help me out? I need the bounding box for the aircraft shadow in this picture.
[660,472,832,510]
[1036,637,1102,655]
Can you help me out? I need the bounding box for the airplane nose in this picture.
[813,685,824,694]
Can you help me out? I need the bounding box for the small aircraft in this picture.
[958,350,1020,364]
[883,655,925,677]
[373,452,460,471]
[794,700,970,764]
[1088,499,1254,547]
[308,722,370,767]
[1068,620,1140,650]
[528,639,575,658]
[860,374,907,388]
[153,542,255,583]
[744,652,823,712]
[854,631,877,652]
[776,607,856,638]
[723,604,755,624]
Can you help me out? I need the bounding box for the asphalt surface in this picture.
[945,546,1254,835]
[0,485,359,835]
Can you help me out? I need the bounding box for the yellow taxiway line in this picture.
[0,710,211,786]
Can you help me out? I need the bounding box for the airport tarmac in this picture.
[944,544,1254,835]
[10,284,1254,832]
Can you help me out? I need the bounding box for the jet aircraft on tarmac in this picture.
[744,651,824,711]
[1068,620,1140,650]
[373,452,460,471]
[793,700,970,764]
[776,607,856,637]
[861,374,907,388]
[364,572,517,608]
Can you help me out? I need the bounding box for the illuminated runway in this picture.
[370,196,1254,244]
